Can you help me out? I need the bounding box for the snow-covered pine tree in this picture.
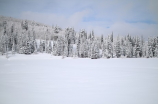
[56,36,64,56]
[4,34,9,58]
[45,30,48,53]
[111,32,113,43]
[87,38,90,58]
[101,38,106,58]
[91,38,99,59]
[132,37,136,58]
[61,37,65,56]
[115,35,121,58]
[125,37,133,58]
[18,33,24,54]
[120,37,126,57]
[62,38,68,58]
[107,35,112,58]
[83,40,88,58]
[73,39,78,58]
[101,34,104,44]
[91,40,95,59]
[146,39,151,58]
[135,36,141,58]
[1,21,7,56]
[69,44,73,57]
[21,20,28,31]
[152,37,157,57]
[33,40,37,54]
[12,38,15,55]
[47,40,52,54]
[155,40,158,57]
[77,34,81,57]
[10,24,15,51]
[142,42,146,58]
[39,39,44,53]
[52,41,57,56]
[0,30,5,55]
[42,41,45,52]
[96,40,100,58]
[140,36,144,57]
[110,32,114,58]
[0,35,2,55]
[91,30,95,42]
[33,28,36,41]
[148,37,153,58]
[88,32,91,40]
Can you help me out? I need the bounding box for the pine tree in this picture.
[56,37,62,56]
[52,41,57,56]
[111,32,113,42]
[101,38,106,58]
[115,35,121,58]
[120,37,126,57]
[91,39,99,59]
[153,37,157,57]
[126,38,133,58]
[91,41,96,59]
[148,37,153,58]
[0,32,5,55]
[101,34,104,44]
[47,40,52,54]
[107,35,112,58]
[77,34,81,57]
[45,30,48,53]
[155,42,158,57]
[91,30,95,42]
[136,36,141,58]
[63,39,68,58]
[33,40,37,54]
[4,34,9,58]
[12,38,15,55]
[39,39,44,53]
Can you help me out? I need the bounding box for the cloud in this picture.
[1,0,157,39]
[20,9,92,29]
[20,10,158,39]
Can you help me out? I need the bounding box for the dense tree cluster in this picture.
[0,18,158,59]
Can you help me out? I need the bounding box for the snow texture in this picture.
[0,54,158,104]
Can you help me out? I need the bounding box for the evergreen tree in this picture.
[33,40,37,54]
[135,36,141,58]
[111,32,113,42]
[91,39,99,59]
[155,42,158,57]
[107,35,112,58]
[77,34,81,57]
[115,35,121,58]
[101,34,104,44]
[62,39,68,58]
[47,40,52,54]
[39,39,44,53]
[12,38,15,55]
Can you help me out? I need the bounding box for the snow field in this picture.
[0,54,158,104]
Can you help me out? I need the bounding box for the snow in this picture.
[0,54,158,104]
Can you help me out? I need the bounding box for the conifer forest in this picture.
[0,16,158,59]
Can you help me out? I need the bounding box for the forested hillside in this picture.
[0,16,158,59]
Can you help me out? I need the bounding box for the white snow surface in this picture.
[0,53,158,104]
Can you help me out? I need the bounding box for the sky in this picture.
[0,0,158,39]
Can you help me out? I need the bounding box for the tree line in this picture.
[0,19,158,59]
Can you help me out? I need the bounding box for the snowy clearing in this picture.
[0,54,158,104]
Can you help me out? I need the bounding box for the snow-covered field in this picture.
[0,54,158,104]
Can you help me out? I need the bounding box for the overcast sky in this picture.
[0,0,158,38]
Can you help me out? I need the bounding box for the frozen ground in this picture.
[0,53,158,104]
